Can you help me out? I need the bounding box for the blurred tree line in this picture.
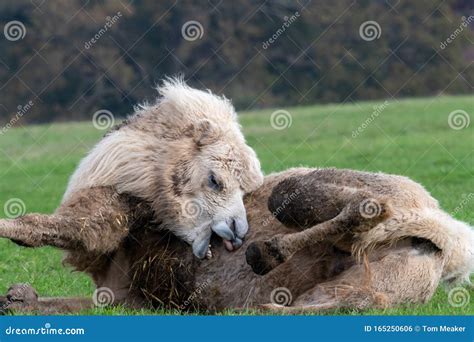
[0,0,472,124]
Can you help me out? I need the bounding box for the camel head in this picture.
[143,78,264,258]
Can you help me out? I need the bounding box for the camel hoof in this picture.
[7,283,38,304]
[245,240,285,276]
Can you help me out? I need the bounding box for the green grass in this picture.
[0,95,473,315]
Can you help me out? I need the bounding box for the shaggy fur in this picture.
[1,168,473,314]
[3,79,264,259]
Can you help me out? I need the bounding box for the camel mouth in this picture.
[223,237,243,251]
[224,239,234,251]
[192,219,246,259]
[212,219,245,252]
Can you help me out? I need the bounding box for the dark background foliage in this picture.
[0,0,472,124]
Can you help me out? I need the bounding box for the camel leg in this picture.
[0,215,90,250]
[0,187,141,254]
[0,284,93,315]
[257,242,443,313]
[3,297,94,315]
[246,192,392,275]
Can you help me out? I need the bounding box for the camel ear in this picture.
[186,119,219,147]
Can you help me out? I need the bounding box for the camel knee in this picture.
[338,193,393,231]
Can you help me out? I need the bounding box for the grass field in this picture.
[0,95,472,315]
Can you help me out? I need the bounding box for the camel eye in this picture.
[208,173,222,191]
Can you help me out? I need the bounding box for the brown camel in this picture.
[1,167,472,314]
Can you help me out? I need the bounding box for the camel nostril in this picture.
[229,218,236,232]
[233,217,249,239]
